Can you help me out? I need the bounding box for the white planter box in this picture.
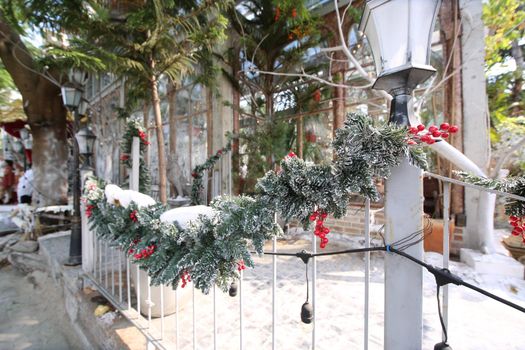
[130,263,192,317]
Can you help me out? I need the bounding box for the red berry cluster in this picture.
[407,123,459,145]
[509,216,525,242]
[130,210,138,223]
[312,89,321,103]
[310,210,330,249]
[128,238,141,255]
[237,260,246,272]
[133,244,156,260]
[120,154,129,161]
[287,151,297,158]
[85,204,94,218]
[274,6,281,21]
[181,270,191,288]
[138,130,150,145]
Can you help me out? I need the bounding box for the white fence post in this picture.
[81,168,94,272]
[131,137,140,191]
[384,158,423,350]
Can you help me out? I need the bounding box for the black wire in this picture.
[253,245,525,315]
[436,285,448,343]
[305,260,309,302]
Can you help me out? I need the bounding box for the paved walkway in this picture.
[0,266,82,350]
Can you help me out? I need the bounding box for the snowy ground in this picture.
[140,231,525,350]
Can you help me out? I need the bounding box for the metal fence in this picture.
[82,142,525,349]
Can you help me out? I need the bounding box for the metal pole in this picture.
[442,182,451,341]
[364,198,370,350]
[65,109,82,266]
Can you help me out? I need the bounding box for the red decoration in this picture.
[217,149,223,155]
[274,6,281,21]
[120,154,129,161]
[291,8,297,18]
[448,125,459,133]
[237,260,246,272]
[440,123,450,130]
[181,270,192,288]
[428,125,438,133]
[509,216,525,242]
[130,210,138,222]
[417,124,425,131]
[312,89,321,103]
[133,244,156,260]
[287,151,297,158]
[85,204,94,218]
[191,172,198,178]
[310,210,330,249]
[441,132,449,139]
[138,130,150,145]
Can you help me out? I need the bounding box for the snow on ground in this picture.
[145,233,525,350]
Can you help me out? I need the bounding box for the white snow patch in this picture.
[118,190,156,208]
[104,184,123,205]
[160,205,215,229]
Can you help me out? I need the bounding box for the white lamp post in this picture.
[359,1,442,350]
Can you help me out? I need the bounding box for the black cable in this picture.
[253,245,525,315]
[436,285,448,343]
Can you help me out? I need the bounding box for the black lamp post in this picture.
[76,124,96,170]
[62,70,88,266]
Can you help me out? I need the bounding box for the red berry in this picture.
[309,213,317,221]
[510,216,519,222]
[321,212,327,219]
[511,221,519,227]
[512,229,520,236]
[287,151,296,158]
[441,132,449,139]
[407,139,417,145]
[440,123,450,130]
[449,125,459,133]
[428,125,438,133]
[417,124,425,131]
[515,227,524,233]
[432,131,442,137]
[409,127,419,134]
[426,138,436,145]
[421,135,430,142]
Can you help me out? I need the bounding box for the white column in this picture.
[460,0,491,250]
[131,137,140,191]
[384,158,423,350]
[81,168,94,272]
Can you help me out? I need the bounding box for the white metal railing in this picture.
[82,138,525,349]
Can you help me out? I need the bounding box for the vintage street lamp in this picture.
[76,126,96,169]
[360,0,441,125]
[359,1,444,350]
[61,73,87,267]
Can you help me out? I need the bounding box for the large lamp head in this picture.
[75,126,96,156]
[359,0,441,94]
[61,84,83,110]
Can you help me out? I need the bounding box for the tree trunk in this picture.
[31,122,69,206]
[0,18,68,206]
[150,74,167,204]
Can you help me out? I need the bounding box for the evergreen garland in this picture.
[84,113,435,294]
[455,171,525,217]
[120,120,151,194]
[191,133,233,205]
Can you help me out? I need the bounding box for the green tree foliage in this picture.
[483,0,525,173]
[226,0,323,191]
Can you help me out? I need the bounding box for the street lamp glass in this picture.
[75,127,96,156]
[61,86,83,110]
[78,99,89,116]
[359,0,441,93]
